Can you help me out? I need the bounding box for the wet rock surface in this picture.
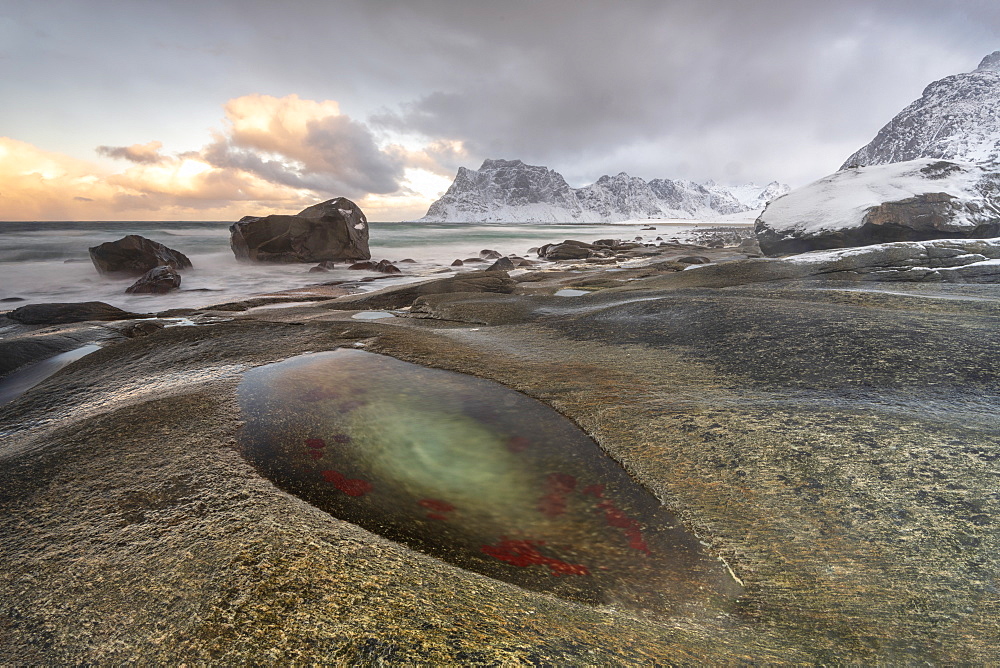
[2,242,1000,663]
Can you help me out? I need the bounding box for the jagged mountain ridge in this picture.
[842,51,1000,170]
[420,159,789,222]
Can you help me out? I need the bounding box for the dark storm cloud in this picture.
[357,0,1000,184]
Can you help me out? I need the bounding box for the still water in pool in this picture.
[237,349,742,615]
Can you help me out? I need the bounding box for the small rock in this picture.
[541,243,592,261]
[349,261,378,270]
[125,265,182,294]
[398,258,417,263]
[374,260,402,275]
[480,249,503,259]
[1,297,25,303]
[486,257,516,272]
[309,260,337,273]
[677,256,712,265]
[451,259,465,267]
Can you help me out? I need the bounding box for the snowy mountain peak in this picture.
[480,158,526,170]
[976,51,1000,72]
[841,51,1000,170]
[419,159,789,222]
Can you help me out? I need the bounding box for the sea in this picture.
[0,219,748,313]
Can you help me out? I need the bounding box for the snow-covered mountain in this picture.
[419,158,789,222]
[841,51,1000,170]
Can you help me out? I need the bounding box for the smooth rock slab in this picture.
[237,349,742,615]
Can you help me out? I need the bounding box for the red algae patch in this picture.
[237,349,742,615]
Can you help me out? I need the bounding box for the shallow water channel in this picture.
[237,349,742,615]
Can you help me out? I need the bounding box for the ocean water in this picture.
[0,220,733,313]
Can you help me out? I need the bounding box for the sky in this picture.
[1,0,998,221]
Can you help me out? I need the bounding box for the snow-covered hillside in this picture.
[842,51,1000,169]
[419,158,789,222]
[754,159,1000,255]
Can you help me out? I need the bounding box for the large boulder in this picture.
[230,198,370,263]
[89,235,192,276]
[755,160,1000,256]
[125,266,182,294]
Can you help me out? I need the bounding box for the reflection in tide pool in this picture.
[237,349,743,615]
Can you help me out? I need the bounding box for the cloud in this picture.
[0,135,317,220]
[361,0,997,186]
[0,93,456,220]
[202,94,406,197]
[96,140,166,164]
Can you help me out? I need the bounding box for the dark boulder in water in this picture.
[349,259,401,274]
[5,301,142,325]
[89,235,192,276]
[374,259,402,274]
[309,260,337,273]
[125,265,181,294]
[230,197,370,264]
[540,242,594,261]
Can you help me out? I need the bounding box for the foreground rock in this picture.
[89,235,192,276]
[320,269,516,310]
[5,301,142,325]
[3,251,999,663]
[230,197,370,263]
[755,159,1000,255]
[125,266,182,294]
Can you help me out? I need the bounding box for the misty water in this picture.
[0,220,717,312]
[237,349,743,616]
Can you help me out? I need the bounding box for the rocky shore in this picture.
[2,232,999,663]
